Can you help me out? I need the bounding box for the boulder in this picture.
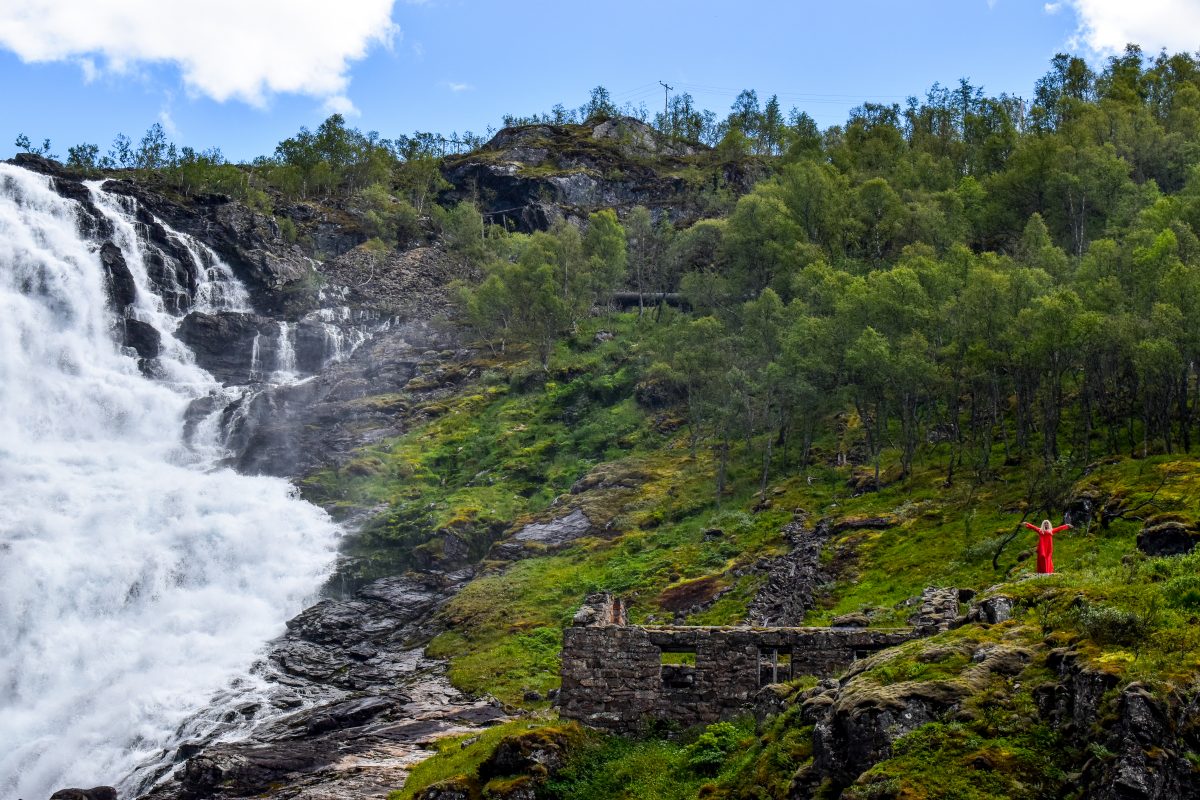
[99,241,136,310]
[1137,521,1198,557]
[967,595,1014,625]
[49,788,118,800]
[121,317,161,360]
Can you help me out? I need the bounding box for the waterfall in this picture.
[272,321,296,381]
[0,164,340,800]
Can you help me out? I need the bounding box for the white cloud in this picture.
[1044,2,1063,13]
[322,94,360,117]
[157,106,178,137]
[1055,0,1200,56]
[0,0,399,106]
[446,81,472,93]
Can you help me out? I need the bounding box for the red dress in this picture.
[1024,522,1071,573]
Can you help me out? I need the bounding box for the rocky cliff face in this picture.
[440,116,766,231]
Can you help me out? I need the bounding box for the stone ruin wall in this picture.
[559,594,923,733]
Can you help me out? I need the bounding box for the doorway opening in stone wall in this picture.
[758,648,793,685]
[660,648,697,689]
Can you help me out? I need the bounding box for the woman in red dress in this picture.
[1023,519,1072,573]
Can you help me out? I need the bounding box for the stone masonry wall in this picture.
[559,594,916,733]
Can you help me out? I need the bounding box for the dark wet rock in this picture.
[175,311,275,384]
[224,318,465,478]
[274,572,471,689]
[139,568,509,800]
[50,788,118,800]
[100,180,319,317]
[121,318,162,360]
[99,241,137,310]
[1137,520,1198,557]
[304,696,396,735]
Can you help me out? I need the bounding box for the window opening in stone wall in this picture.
[660,648,697,688]
[758,648,793,686]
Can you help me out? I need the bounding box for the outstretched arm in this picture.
[1023,522,1041,532]
[1051,524,1072,534]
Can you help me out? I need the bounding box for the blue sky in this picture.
[0,0,1194,162]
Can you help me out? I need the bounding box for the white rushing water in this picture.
[0,164,341,799]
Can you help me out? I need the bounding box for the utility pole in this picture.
[659,81,673,130]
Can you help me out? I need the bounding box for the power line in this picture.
[659,81,674,121]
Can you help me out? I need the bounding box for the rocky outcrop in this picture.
[317,245,461,317]
[222,318,467,479]
[488,509,593,560]
[440,118,764,232]
[1083,683,1198,800]
[99,241,137,310]
[176,311,275,383]
[966,594,1015,624]
[138,571,510,800]
[793,640,1032,794]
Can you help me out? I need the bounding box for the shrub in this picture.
[1163,575,1200,610]
[1074,602,1156,647]
[684,721,743,775]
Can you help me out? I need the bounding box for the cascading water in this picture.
[272,321,297,381]
[0,163,341,799]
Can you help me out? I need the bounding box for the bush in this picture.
[684,721,743,775]
[1074,602,1156,647]
[277,216,298,243]
[1163,575,1200,610]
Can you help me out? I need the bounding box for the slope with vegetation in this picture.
[352,45,1200,799]
[16,44,1200,800]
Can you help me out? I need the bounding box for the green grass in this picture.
[388,719,548,800]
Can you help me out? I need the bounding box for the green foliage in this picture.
[543,722,755,800]
[434,201,488,268]
[387,720,540,800]
[455,213,632,367]
[684,721,745,775]
[355,183,420,246]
